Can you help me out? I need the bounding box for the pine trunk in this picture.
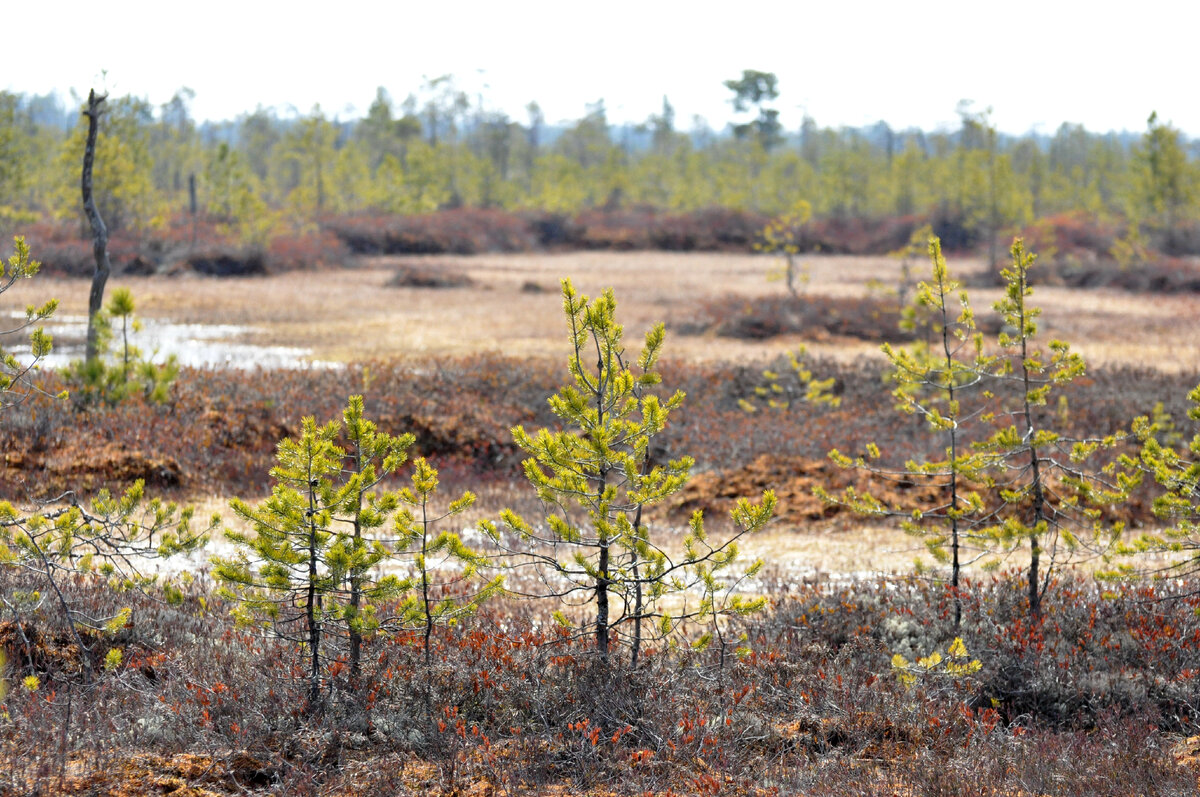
[306,478,322,709]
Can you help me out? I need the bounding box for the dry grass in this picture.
[15,250,1198,371]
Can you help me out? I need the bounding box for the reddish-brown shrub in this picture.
[683,294,916,343]
[805,214,925,255]
[3,568,1195,795]
[327,209,537,255]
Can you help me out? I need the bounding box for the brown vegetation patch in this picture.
[54,751,276,796]
[776,710,923,760]
[329,209,538,255]
[972,211,1200,293]
[0,621,143,680]
[42,443,183,494]
[670,454,945,525]
[197,405,293,451]
[1018,211,1121,266]
[167,246,267,277]
[685,294,916,343]
[0,353,1187,520]
[975,252,1200,294]
[378,411,518,463]
[385,262,474,289]
[563,208,768,251]
[805,213,927,255]
[326,208,942,257]
[670,451,1149,529]
[23,220,349,277]
[3,573,1198,795]
[0,621,89,677]
[1175,736,1200,775]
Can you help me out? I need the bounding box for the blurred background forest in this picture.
[2,73,1198,278]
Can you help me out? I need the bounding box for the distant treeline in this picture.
[1,79,1198,265]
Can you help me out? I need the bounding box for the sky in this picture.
[7,1,1200,137]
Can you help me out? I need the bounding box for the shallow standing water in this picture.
[4,312,333,370]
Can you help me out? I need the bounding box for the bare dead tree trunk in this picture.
[81,90,111,365]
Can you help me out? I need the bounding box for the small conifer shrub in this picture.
[1116,384,1200,575]
[215,395,504,713]
[757,199,813,297]
[0,480,215,681]
[820,237,1129,619]
[0,236,213,682]
[66,287,179,406]
[213,396,415,708]
[496,279,775,665]
[0,236,60,412]
[393,456,504,724]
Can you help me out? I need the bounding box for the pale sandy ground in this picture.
[9,250,1200,579]
[174,494,929,581]
[170,493,1171,596]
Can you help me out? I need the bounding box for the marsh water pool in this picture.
[6,312,333,370]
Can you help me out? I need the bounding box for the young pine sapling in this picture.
[0,236,60,412]
[1110,385,1200,576]
[393,457,504,724]
[819,236,997,629]
[67,287,179,406]
[821,238,1130,620]
[498,279,775,666]
[213,397,414,708]
[0,237,211,681]
[979,239,1129,617]
[756,199,813,299]
[0,481,216,682]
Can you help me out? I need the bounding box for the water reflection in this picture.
[4,313,335,370]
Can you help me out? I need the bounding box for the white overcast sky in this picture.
[7,1,1199,136]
